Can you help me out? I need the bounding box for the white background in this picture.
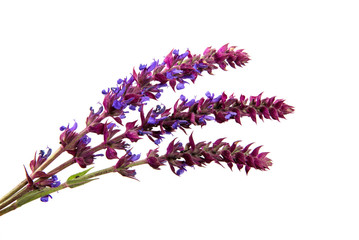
[0,1,358,239]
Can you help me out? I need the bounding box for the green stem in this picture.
[0,179,28,206]
[0,147,66,207]
[76,159,148,180]
[31,146,65,177]
[0,202,17,216]
[47,158,75,176]
[0,182,28,210]
[0,146,65,208]
[0,183,67,217]
[0,113,108,207]
[0,159,149,217]
[0,158,75,210]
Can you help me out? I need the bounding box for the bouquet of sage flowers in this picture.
[0,44,294,216]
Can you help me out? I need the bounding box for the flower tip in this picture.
[245,166,251,175]
[218,43,229,53]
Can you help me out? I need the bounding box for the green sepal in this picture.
[66,178,98,189]
[67,167,94,181]
[66,167,99,188]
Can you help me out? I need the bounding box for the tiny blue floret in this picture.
[139,64,147,70]
[178,51,189,60]
[185,99,196,107]
[176,83,185,90]
[40,195,52,202]
[180,94,187,102]
[176,168,187,176]
[112,100,123,110]
[166,71,174,79]
[129,153,141,161]
[148,117,157,125]
[147,59,158,72]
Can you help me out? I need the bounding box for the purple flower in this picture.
[185,99,196,107]
[166,71,174,80]
[129,105,137,111]
[178,51,189,60]
[147,59,158,72]
[36,174,61,202]
[59,121,79,149]
[112,100,124,110]
[176,167,187,176]
[154,135,165,145]
[40,195,52,202]
[129,153,141,162]
[155,92,161,99]
[148,117,156,125]
[171,69,183,75]
[176,82,185,90]
[194,63,208,73]
[225,111,237,120]
[198,115,215,125]
[180,94,187,102]
[80,135,91,145]
[139,64,147,70]
[154,104,166,115]
[205,91,214,99]
[87,104,104,126]
[50,175,61,188]
[173,49,179,55]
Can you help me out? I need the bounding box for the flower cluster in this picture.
[145,133,272,176]
[63,44,255,174]
[52,43,292,179]
[60,122,104,168]
[0,44,294,216]
[99,43,250,125]
[134,92,294,145]
[24,149,61,202]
